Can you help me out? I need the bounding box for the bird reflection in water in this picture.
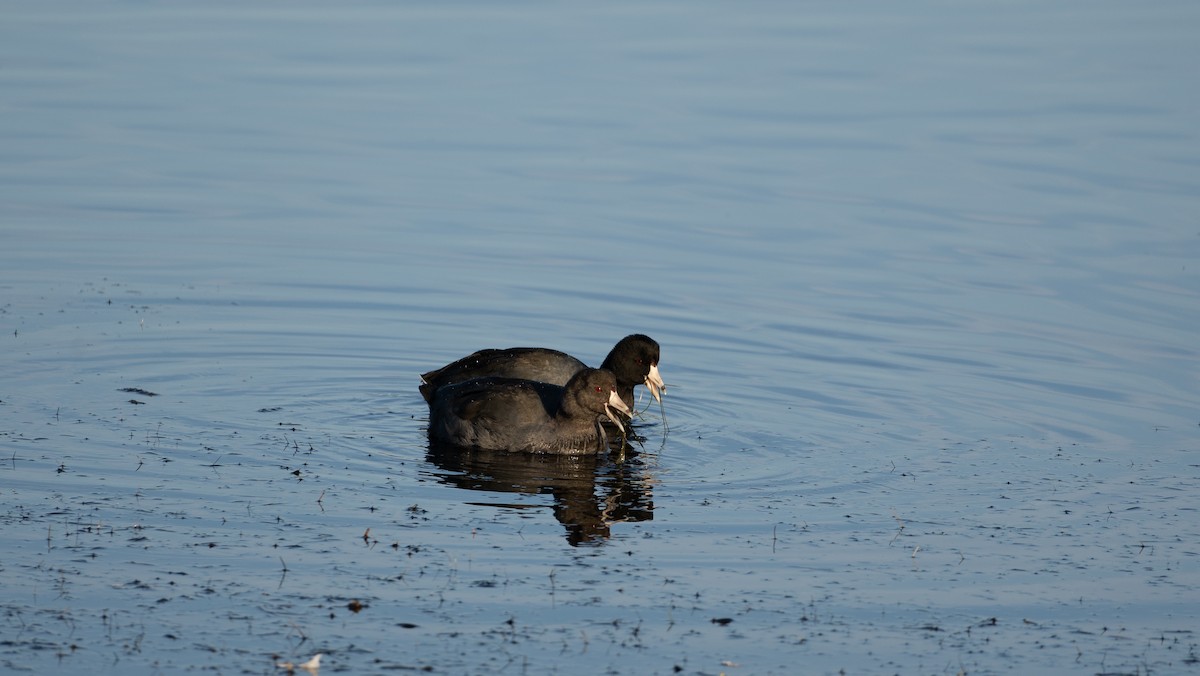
[425,437,655,547]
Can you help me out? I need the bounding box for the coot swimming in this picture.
[427,367,631,454]
[420,334,664,412]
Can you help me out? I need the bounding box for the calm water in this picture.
[3,1,1199,674]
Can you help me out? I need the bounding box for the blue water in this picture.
[3,1,1198,674]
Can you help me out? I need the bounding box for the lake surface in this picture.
[3,1,1198,674]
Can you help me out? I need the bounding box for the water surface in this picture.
[2,1,1198,674]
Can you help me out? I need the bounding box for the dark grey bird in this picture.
[427,368,632,454]
[419,334,665,412]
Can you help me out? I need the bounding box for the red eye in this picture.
[595,386,603,392]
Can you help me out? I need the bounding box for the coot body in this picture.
[420,334,664,410]
[428,368,631,454]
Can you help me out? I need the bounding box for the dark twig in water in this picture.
[287,620,307,644]
[890,511,906,545]
[139,421,165,448]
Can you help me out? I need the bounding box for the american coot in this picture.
[419,334,665,411]
[428,368,632,454]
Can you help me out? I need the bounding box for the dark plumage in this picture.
[427,368,631,454]
[419,334,665,412]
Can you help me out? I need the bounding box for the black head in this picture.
[601,334,660,386]
[563,368,631,429]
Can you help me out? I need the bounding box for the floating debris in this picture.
[277,653,321,673]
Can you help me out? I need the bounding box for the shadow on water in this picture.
[424,436,657,547]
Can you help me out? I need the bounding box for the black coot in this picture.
[420,334,665,411]
[428,368,631,454]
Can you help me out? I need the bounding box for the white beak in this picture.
[644,363,665,403]
[604,388,631,434]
